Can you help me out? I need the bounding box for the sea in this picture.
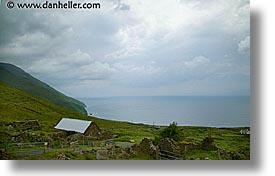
[80,96,250,127]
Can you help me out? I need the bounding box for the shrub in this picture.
[160,122,181,142]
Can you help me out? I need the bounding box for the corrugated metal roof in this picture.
[54,118,91,133]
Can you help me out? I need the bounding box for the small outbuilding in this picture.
[54,118,101,136]
[240,129,250,135]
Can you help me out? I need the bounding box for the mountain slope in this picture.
[0,81,90,130]
[0,62,87,115]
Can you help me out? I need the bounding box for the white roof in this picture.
[54,118,92,133]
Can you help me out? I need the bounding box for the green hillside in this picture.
[0,81,89,131]
[0,63,87,115]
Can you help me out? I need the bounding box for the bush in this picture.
[153,136,161,145]
[160,122,181,142]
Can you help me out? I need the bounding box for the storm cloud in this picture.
[0,0,250,97]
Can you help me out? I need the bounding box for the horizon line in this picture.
[77,94,250,99]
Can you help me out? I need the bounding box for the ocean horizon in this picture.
[80,95,250,127]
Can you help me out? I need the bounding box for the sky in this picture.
[0,0,250,98]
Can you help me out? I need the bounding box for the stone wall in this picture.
[12,120,41,130]
[159,138,180,154]
[84,122,101,137]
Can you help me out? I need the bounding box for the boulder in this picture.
[119,151,130,159]
[96,150,109,160]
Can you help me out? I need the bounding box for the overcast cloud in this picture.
[0,0,250,98]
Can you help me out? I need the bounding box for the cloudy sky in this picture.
[0,0,250,98]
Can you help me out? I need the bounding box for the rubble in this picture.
[55,153,71,160]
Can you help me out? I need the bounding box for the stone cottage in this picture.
[54,118,101,137]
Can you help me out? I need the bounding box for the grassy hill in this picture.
[0,62,87,115]
[0,81,87,131]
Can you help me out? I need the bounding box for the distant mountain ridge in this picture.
[0,62,87,115]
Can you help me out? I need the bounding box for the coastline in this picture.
[87,113,250,128]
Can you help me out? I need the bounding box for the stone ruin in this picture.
[180,141,200,153]
[159,138,180,154]
[201,136,216,150]
[132,138,158,158]
[131,137,184,159]
[84,122,101,137]
[216,147,242,160]
[12,120,41,130]
[0,149,10,160]
[6,125,16,132]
